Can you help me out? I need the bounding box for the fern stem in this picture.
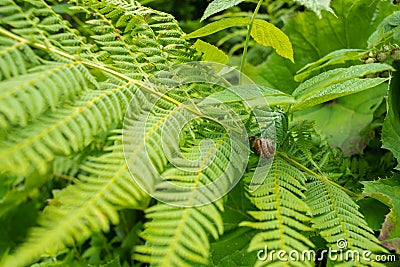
[239,0,263,81]
[0,27,240,134]
[53,173,79,183]
[278,152,359,197]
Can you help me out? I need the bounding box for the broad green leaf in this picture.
[183,18,249,39]
[293,77,388,111]
[201,0,245,22]
[358,198,390,231]
[293,0,334,18]
[245,0,399,93]
[291,64,392,111]
[368,11,400,48]
[382,61,400,169]
[193,40,228,64]
[0,201,39,254]
[295,49,366,82]
[251,19,294,62]
[294,83,388,155]
[362,175,400,254]
[293,63,391,99]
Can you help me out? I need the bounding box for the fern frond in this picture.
[241,156,314,267]
[135,203,223,267]
[0,36,38,80]
[1,1,253,266]
[0,62,89,130]
[2,134,149,267]
[71,0,195,78]
[306,177,387,266]
[122,89,248,266]
[0,0,57,42]
[284,121,315,161]
[0,81,135,174]
[0,0,103,64]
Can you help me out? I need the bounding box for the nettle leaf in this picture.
[382,61,400,169]
[368,11,400,48]
[201,0,245,22]
[295,49,366,82]
[193,39,228,64]
[291,63,392,110]
[184,17,249,39]
[362,175,400,254]
[293,0,334,18]
[294,83,388,155]
[251,19,294,63]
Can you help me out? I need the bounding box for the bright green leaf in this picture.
[251,19,294,62]
[293,77,389,111]
[193,39,229,64]
[201,0,245,22]
[183,18,249,39]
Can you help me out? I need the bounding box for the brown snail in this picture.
[249,136,276,159]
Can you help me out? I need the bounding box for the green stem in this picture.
[239,0,263,81]
[278,151,359,198]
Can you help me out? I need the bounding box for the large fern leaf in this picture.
[0,62,90,130]
[241,156,314,267]
[0,0,208,266]
[306,177,387,266]
[0,0,195,176]
[123,93,244,266]
[0,82,135,174]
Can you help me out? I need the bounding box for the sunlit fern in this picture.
[241,156,314,267]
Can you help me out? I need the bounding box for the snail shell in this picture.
[252,138,275,159]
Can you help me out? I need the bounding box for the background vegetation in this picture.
[0,0,399,266]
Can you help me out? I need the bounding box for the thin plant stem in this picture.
[239,0,263,82]
[278,151,359,198]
